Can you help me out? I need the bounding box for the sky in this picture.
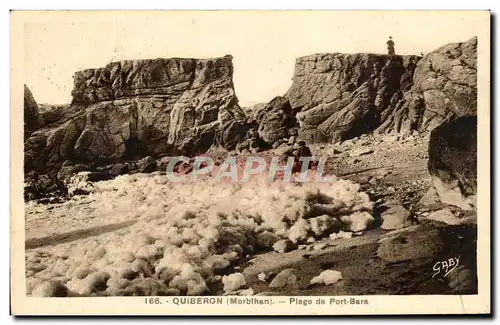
[23,11,482,107]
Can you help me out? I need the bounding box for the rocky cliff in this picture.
[259,37,477,145]
[24,55,246,198]
[378,36,477,134]
[287,53,420,143]
[24,85,39,140]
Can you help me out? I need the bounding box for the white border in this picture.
[4,1,498,322]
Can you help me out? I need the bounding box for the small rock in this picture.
[340,212,374,232]
[387,186,396,193]
[306,237,316,243]
[269,269,297,288]
[137,156,157,173]
[380,205,413,230]
[298,244,307,250]
[418,187,441,206]
[109,163,129,176]
[427,208,464,225]
[313,243,327,251]
[272,239,297,253]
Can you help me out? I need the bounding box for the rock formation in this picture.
[273,36,477,143]
[287,53,420,143]
[23,37,478,200]
[24,85,39,140]
[24,55,246,199]
[256,96,299,144]
[378,36,477,133]
[428,115,477,210]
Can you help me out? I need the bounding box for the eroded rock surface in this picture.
[428,115,477,210]
[277,37,477,143]
[24,55,246,198]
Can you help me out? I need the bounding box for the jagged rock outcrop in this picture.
[243,102,266,125]
[24,55,246,199]
[286,53,420,143]
[277,36,477,143]
[378,36,477,133]
[256,96,299,144]
[24,85,39,140]
[428,115,477,210]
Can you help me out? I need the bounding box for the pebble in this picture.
[269,269,297,288]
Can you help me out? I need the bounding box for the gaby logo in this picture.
[165,155,335,184]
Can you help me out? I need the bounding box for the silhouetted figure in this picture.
[292,141,313,173]
[387,36,395,56]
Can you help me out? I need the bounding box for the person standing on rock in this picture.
[387,36,395,56]
[292,141,314,173]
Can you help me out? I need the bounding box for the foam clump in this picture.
[25,171,372,296]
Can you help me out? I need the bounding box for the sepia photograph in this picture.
[10,9,491,315]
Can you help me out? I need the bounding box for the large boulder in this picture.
[24,55,246,198]
[428,115,477,210]
[256,96,298,144]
